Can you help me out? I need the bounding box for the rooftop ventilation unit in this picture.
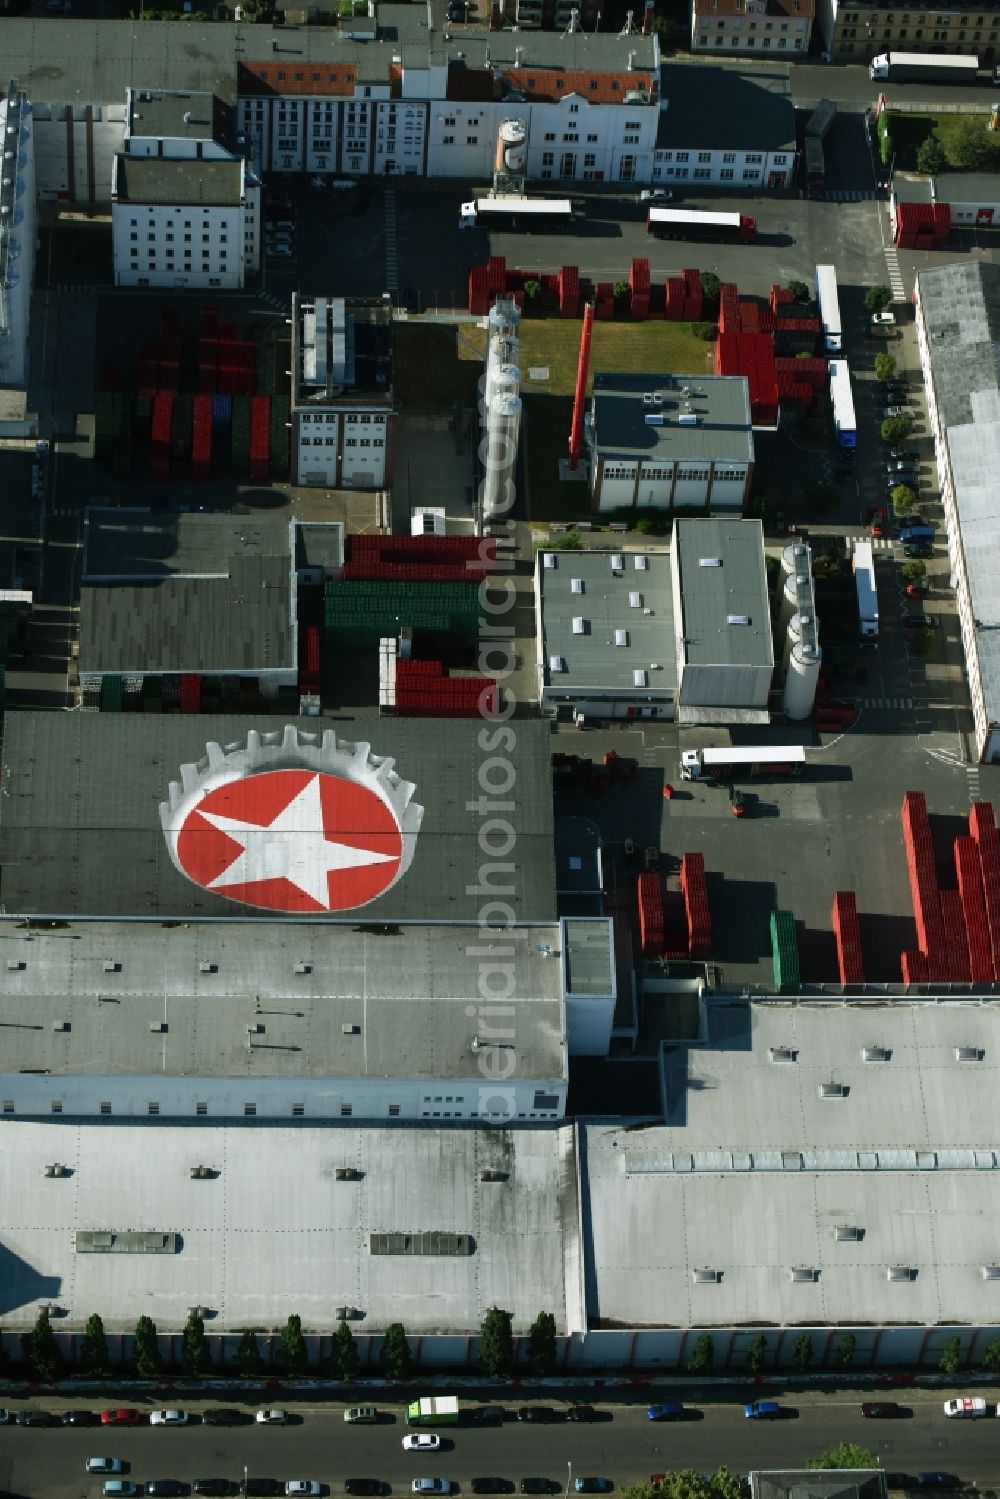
[634,556,648,570]
[571,577,584,594]
[294,962,312,975]
[862,1045,891,1062]
[728,614,751,626]
[834,1225,863,1242]
[615,630,629,647]
[982,1265,1000,1280]
[887,1264,915,1282]
[199,961,216,974]
[337,1305,363,1320]
[149,1021,167,1033]
[103,960,120,973]
[789,1266,818,1283]
[543,553,556,569]
[629,592,642,607]
[342,1023,361,1035]
[699,557,722,568]
[190,1165,215,1180]
[572,617,586,635]
[247,1023,264,1035]
[819,1082,848,1099]
[611,555,624,573]
[6,959,24,970]
[769,1046,798,1063]
[549,655,566,673]
[633,669,647,687]
[335,1167,363,1182]
[53,1020,70,1032]
[678,413,699,426]
[956,1046,984,1062]
[44,1163,70,1178]
[644,413,664,426]
[480,1169,509,1182]
[692,1267,721,1284]
[642,392,655,405]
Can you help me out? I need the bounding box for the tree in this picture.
[787,279,810,304]
[865,285,893,314]
[623,1474,714,1499]
[744,1332,769,1375]
[874,353,897,381]
[133,1315,162,1379]
[809,1443,879,1471]
[523,279,542,302]
[23,1307,62,1382]
[950,117,996,170]
[916,134,947,175]
[687,1332,715,1374]
[80,1312,109,1378]
[237,0,273,18]
[380,1323,412,1379]
[836,1333,856,1368]
[479,1306,514,1379]
[791,1333,814,1371]
[892,483,918,516]
[881,414,913,445]
[712,1470,747,1499]
[236,1329,263,1377]
[699,271,722,302]
[803,482,839,517]
[982,1335,1000,1374]
[181,1311,212,1377]
[912,625,936,657]
[940,1334,964,1376]
[902,559,927,583]
[526,1310,557,1377]
[279,1314,308,1377]
[613,280,631,303]
[331,1319,360,1381]
[692,321,718,341]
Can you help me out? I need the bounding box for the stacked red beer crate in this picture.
[901,790,946,978]
[939,889,972,982]
[179,674,202,714]
[680,852,711,959]
[393,658,497,718]
[954,834,993,982]
[970,801,1000,977]
[151,392,174,483]
[558,266,579,318]
[298,625,321,694]
[637,871,664,960]
[900,950,929,984]
[344,535,495,582]
[249,394,271,482]
[192,394,213,481]
[831,891,865,984]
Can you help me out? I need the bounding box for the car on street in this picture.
[944,1398,988,1417]
[472,1481,510,1494]
[88,1459,125,1474]
[868,507,887,536]
[145,1482,187,1496]
[891,449,920,462]
[256,1410,290,1425]
[18,1409,53,1426]
[345,1482,386,1496]
[638,189,673,204]
[885,462,920,476]
[0,1409,15,1424]
[62,1410,99,1425]
[903,614,935,629]
[412,1482,451,1496]
[882,406,916,420]
[472,1406,505,1424]
[403,1433,442,1452]
[201,1411,244,1427]
[566,1406,600,1422]
[520,1484,556,1496]
[905,542,934,559]
[245,1485,282,1497]
[574,1482,613,1494]
[647,1404,685,1421]
[517,1407,560,1423]
[102,1410,144,1426]
[872,311,897,326]
[104,1483,140,1497]
[916,1476,961,1489]
[194,1483,234,1496]
[284,1485,322,1497]
[150,1410,190,1427]
[267,246,294,258]
[344,1408,379,1425]
[861,1402,906,1418]
[744,1400,782,1419]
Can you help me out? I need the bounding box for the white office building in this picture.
[0,84,36,389]
[292,294,394,490]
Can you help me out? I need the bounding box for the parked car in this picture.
[639,189,673,204]
[520,1484,556,1496]
[471,1482,510,1494]
[872,311,897,326]
[194,1483,234,1496]
[517,1407,560,1423]
[885,461,920,476]
[904,542,934,559]
[88,1460,125,1474]
[146,1482,187,1496]
[256,1411,289,1426]
[944,1398,988,1417]
[104,1484,140,1497]
[0,1409,15,1424]
[566,1407,600,1422]
[62,1411,99,1426]
[472,1407,505,1425]
[102,1410,144,1427]
[150,1411,190,1427]
[403,1434,442,1452]
[284,1485,322,1497]
[574,1482,613,1494]
[885,1478,915,1492]
[861,1402,905,1418]
[201,1411,245,1427]
[916,1477,961,1490]
[647,1404,685,1422]
[345,1482,386,1496]
[744,1401,782,1419]
[267,246,293,258]
[412,1483,451,1496]
[903,614,935,629]
[18,1410,53,1426]
[344,1408,379,1425]
[245,1485,283,1497]
[868,506,886,537]
[891,448,920,462]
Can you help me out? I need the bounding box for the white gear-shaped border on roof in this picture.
[159,724,424,908]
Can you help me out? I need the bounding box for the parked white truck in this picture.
[869,51,984,83]
[853,539,879,640]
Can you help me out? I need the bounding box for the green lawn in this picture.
[883,108,1000,171]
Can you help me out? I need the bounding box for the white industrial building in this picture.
[586,373,754,516]
[0,83,37,389]
[292,295,393,490]
[534,521,773,723]
[915,261,1000,762]
[111,88,260,290]
[651,62,797,191]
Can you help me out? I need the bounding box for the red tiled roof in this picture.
[238,61,358,96]
[692,0,814,17]
[500,67,657,103]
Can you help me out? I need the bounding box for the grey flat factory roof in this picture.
[115,155,243,206]
[80,511,294,675]
[537,548,678,695]
[917,262,1000,728]
[0,18,655,107]
[128,88,228,146]
[754,1475,885,1499]
[0,714,556,923]
[675,518,772,669]
[0,921,564,1082]
[935,171,1000,203]
[655,62,795,153]
[0,1120,583,1335]
[296,521,346,572]
[584,998,1000,1328]
[591,373,753,465]
[562,917,615,998]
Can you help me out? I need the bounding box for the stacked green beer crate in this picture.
[257,342,277,395]
[323,581,480,648]
[770,909,800,988]
[270,395,290,478]
[100,674,124,712]
[142,674,163,714]
[94,392,115,461]
[232,395,252,476]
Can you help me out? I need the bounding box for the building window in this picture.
[341,1103,353,1117]
[1,1101,12,1114]
[389,1104,401,1116]
[196,1102,208,1115]
[100,1102,112,1115]
[676,151,689,162]
[244,1102,256,1116]
[698,151,711,162]
[720,167,735,180]
[51,1101,63,1114]
[148,1101,159,1115]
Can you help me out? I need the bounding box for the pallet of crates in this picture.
[770,909,800,987]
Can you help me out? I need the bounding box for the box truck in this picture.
[869,51,982,82]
